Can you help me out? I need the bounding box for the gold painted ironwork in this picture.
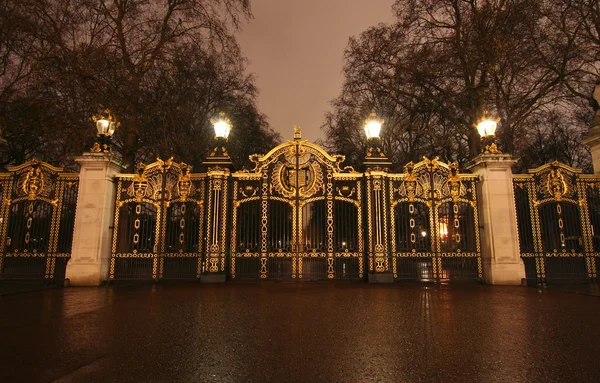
[110,159,206,280]
[389,157,482,281]
[231,135,364,280]
[0,160,79,281]
[481,142,501,154]
[514,161,599,284]
[294,125,302,140]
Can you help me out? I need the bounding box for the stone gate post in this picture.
[65,152,126,286]
[467,154,525,284]
[583,89,600,173]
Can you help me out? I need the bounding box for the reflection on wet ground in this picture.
[0,282,599,382]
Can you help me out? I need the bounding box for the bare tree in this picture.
[324,0,594,170]
[0,0,280,171]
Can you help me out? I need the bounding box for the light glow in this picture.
[364,112,383,139]
[96,119,116,136]
[439,221,448,238]
[93,110,118,137]
[476,119,497,138]
[212,112,232,139]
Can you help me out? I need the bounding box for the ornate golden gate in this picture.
[230,132,364,280]
[109,159,207,280]
[388,157,482,281]
[514,161,599,284]
[0,160,79,282]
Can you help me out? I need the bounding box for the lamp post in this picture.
[467,112,524,285]
[203,111,233,169]
[364,112,383,141]
[212,111,232,140]
[91,110,119,153]
[68,109,126,286]
[475,113,501,154]
[362,112,393,282]
[201,112,233,282]
[363,112,392,170]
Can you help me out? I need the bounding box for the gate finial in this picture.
[293,125,302,140]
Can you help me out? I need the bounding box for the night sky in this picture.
[238,0,394,143]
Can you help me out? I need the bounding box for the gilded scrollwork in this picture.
[240,184,258,198]
[441,162,467,202]
[272,159,324,199]
[127,163,152,202]
[396,161,424,202]
[8,160,61,203]
[336,185,355,198]
[176,164,194,201]
[528,161,578,203]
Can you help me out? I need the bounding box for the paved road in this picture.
[0,282,599,383]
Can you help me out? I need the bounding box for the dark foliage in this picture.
[0,0,280,171]
[323,0,598,172]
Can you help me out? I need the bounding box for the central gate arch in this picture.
[230,131,364,280]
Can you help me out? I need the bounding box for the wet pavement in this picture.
[0,282,599,383]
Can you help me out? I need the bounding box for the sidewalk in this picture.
[1,282,599,382]
[0,281,58,296]
[546,282,600,297]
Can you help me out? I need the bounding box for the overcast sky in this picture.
[238,0,395,144]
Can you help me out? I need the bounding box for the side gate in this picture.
[514,161,599,284]
[110,159,207,281]
[0,160,79,283]
[388,157,482,282]
[230,138,364,280]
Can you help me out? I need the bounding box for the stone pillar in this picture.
[583,84,600,173]
[65,153,126,286]
[467,154,525,285]
[583,125,600,174]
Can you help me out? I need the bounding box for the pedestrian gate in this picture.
[110,159,206,280]
[388,158,481,281]
[0,160,79,282]
[514,161,600,284]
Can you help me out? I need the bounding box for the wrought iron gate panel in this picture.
[437,202,478,253]
[267,200,293,252]
[332,175,364,279]
[0,176,6,275]
[5,201,54,253]
[0,160,79,282]
[114,202,158,255]
[389,157,481,281]
[110,159,206,280]
[56,180,79,254]
[513,162,599,284]
[230,138,364,281]
[586,184,600,252]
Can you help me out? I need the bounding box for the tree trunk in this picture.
[468,125,481,160]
